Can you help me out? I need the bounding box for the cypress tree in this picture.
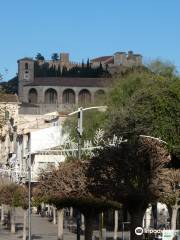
[62,66,67,76]
[57,65,61,77]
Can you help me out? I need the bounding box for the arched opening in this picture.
[78,89,91,105]
[28,88,38,103]
[62,89,75,104]
[25,62,29,70]
[45,88,57,104]
[94,89,105,103]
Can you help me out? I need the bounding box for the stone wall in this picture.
[25,86,106,103]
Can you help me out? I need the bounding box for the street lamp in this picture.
[68,105,106,240]
[27,133,32,240]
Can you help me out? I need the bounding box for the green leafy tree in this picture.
[86,58,90,69]
[88,136,171,240]
[0,183,28,235]
[51,53,59,61]
[0,76,18,94]
[160,169,180,229]
[35,53,45,61]
[63,109,106,143]
[57,65,61,77]
[34,161,120,240]
[61,65,68,76]
[106,66,180,149]
[147,59,177,78]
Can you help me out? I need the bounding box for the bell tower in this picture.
[18,58,34,102]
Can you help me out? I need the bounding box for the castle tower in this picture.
[114,52,127,66]
[18,58,34,102]
[60,53,70,67]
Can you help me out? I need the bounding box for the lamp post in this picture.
[68,105,106,240]
[27,133,32,240]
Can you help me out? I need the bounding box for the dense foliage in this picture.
[63,109,106,142]
[34,60,111,78]
[35,53,45,61]
[0,183,28,209]
[105,68,180,148]
[88,136,172,239]
[0,76,18,94]
[34,161,120,240]
[34,161,120,211]
[63,63,180,151]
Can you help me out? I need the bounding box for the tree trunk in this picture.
[57,209,64,240]
[1,204,5,223]
[23,209,27,240]
[130,211,144,240]
[84,214,95,240]
[167,205,172,224]
[152,203,157,229]
[10,207,16,233]
[99,212,104,240]
[171,206,178,230]
[128,203,147,240]
[53,206,57,224]
[114,210,118,240]
[81,214,85,232]
[70,207,73,217]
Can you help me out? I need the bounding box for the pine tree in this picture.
[35,53,45,61]
[57,65,61,77]
[86,58,90,69]
[51,53,59,61]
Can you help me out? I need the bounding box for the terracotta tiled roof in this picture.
[24,77,112,88]
[105,58,114,64]
[0,94,19,103]
[91,56,112,62]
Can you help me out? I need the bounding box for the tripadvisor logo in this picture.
[135,227,163,235]
[135,227,144,235]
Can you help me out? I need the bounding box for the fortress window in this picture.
[78,89,91,105]
[25,62,29,70]
[63,89,75,104]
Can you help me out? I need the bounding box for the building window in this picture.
[62,89,75,104]
[78,89,91,105]
[28,88,38,103]
[25,62,29,70]
[45,88,57,104]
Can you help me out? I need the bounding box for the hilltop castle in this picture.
[18,51,142,114]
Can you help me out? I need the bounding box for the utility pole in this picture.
[77,107,83,159]
[76,107,83,240]
[28,133,31,240]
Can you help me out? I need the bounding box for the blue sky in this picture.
[0,0,179,80]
